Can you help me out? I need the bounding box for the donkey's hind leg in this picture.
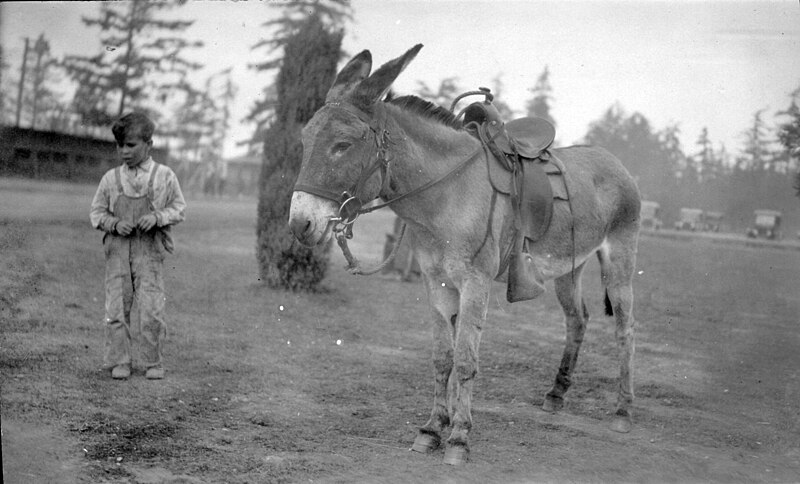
[599,236,637,433]
[543,262,589,412]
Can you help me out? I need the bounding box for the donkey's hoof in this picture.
[542,395,564,413]
[610,415,632,433]
[443,444,469,466]
[411,432,440,454]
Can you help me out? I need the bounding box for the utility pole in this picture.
[15,37,30,127]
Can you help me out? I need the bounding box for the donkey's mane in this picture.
[386,94,463,130]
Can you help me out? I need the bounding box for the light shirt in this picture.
[90,157,186,233]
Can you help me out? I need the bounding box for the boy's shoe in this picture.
[111,364,131,380]
[145,366,165,380]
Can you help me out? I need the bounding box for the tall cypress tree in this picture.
[256,15,343,291]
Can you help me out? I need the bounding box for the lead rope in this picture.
[335,221,407,275]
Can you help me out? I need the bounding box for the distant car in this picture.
[704,211,724,232]
[674,208,705,231]
[746,209,782,240]
[640,200,663,230]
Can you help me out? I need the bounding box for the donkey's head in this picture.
[289,44,423,246]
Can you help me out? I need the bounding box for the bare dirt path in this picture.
[2,179,799,483]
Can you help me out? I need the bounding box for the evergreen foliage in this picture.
[775,87,800,199]
[245,0,352,155]
[526,65,556,128]
[256,15,343,291]
[583,101,798,231]
[415,77,461,110]
[1,34,70,130]
[60,1,202,126]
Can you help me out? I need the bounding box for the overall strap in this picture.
[114,165,125,194]
[147,162,160,201]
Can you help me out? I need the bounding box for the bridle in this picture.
[293,101,501,275]
[293,102,394,241]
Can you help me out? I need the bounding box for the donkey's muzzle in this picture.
[288,191,339,246]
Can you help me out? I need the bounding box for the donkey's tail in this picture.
[596,249,614,317]
[604,290,613,316]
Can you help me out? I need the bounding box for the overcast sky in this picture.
[2,0,799,159]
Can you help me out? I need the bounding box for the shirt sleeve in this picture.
[154,168,187,227]
[89,172,119,232]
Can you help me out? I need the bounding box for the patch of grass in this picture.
[5,183,800,483]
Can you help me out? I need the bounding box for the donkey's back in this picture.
[541,145,641,254]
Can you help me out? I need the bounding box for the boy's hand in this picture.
[137,214,158,232]
[116,220,136,236]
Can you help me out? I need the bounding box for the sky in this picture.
[2,0,799,159]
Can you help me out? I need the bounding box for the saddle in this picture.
[461,98,565,303]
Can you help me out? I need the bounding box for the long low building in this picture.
[0,126,169,183]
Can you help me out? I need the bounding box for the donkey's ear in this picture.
[326,50,373,102]
[351,44,423,108]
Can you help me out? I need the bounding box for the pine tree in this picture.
[255,15,343,291]
[584,104,682,207]
[60,1,202,127]
[0,45,8,124]
[525,65,556,127]
[415,77,462,109]
[692,127,722,183]
[737,109,774,172]
[489,74,515,120]
[775,85,800,196]
[2,34,68,130]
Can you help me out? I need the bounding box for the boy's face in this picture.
[117,131,152,169]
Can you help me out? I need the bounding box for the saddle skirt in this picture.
[487,154,567,243]
[461,107,566,243]
[460,99,567,302]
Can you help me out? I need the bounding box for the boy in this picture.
[90,112,186,380]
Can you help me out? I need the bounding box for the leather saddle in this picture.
[463,102,556,159]
[461,100,565,303]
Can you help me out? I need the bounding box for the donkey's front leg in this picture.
[444,277,490,465]
[412,277,459,454]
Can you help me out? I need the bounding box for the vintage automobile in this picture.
[640,200,663,230]
[704,211,724,232]
[746,209,782,240]
[674,207,706,231]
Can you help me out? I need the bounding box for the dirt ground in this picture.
[2,178,799,483]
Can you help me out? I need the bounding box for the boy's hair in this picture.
[112,112,155,145]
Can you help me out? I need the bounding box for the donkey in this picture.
[289,44,641,465]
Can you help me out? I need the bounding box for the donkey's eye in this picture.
[332,142,352,154]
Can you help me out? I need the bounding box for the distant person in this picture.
[90,112,186,380]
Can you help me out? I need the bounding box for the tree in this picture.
[525,65,556,127]
[775,85,800,196]
[245,0,352,155]
[0,44,8,124]
[255,15,343,291]
[61,1,202,127]
[736,108,774,172]
[584,103,681,208]
[165,68,238,194]
[690,127,723,183]
[1,34,69,130]
[489,74,515,120]
[416,76,462,110]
